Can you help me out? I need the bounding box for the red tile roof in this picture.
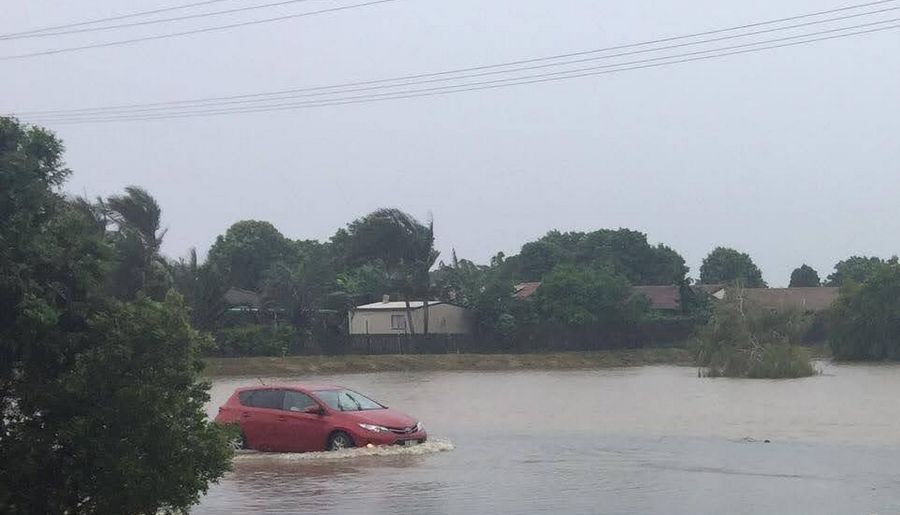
[632,285,681,311]
[514,281,682,311]
[742,287,839,312]
[513,282,542,300]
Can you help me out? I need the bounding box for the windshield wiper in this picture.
[345,393,363,411]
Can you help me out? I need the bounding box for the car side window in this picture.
[245,389,284,410]
[282,391,316,412]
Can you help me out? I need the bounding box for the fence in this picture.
[345,319,695,355]
[348,334,476,354]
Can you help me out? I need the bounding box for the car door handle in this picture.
[277,416,287,422]
[241,412,251,418]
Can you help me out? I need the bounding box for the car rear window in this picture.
[239,389,284,409]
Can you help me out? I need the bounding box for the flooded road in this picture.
[197,364,900,514]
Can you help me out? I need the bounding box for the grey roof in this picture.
[352,300,445,311]
[223,287,263,309]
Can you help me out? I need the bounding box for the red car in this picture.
[214,384,427,452]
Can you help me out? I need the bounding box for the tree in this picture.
[340,209,438,334]
[699,247,766,287]
[104,186,171,300]
[534,264,644,327]
[432,250,489,307]
[516,231,579,281]
[515,229,687,285]
[829,262,900,360]
[170,249,228,330]
[789,264,820,287]
[825,256,885,286]
[0,117,231,513]
[694,286,815,378]
[261,241,335,330]
[207,220,293,291]
[576,229,687,285]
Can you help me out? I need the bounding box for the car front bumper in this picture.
[353,430,428,447]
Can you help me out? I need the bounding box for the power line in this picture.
[0,0,326,41]
[26,21,900,124]
[16,4,900,119]
[0,0,399,61]
[11,0,898,116]
[0,0,236,38]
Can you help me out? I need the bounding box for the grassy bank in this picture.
[201,347,694,377]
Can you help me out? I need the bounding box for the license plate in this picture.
[402,440,418,446]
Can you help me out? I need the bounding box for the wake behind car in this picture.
[214,384,427,452]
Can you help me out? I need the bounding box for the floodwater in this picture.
[196,363,900,514]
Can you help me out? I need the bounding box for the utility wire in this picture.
[17,5,900,119]
[25,21,900,124]
[11,0,898,116]
[0,0,325,41]
[0,0,399,61]
[0,0,236,38]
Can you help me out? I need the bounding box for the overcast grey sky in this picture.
[3,0,899,286]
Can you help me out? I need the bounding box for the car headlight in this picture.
[414,422,424,432]
[358,423,391,433]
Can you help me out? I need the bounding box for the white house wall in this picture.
[349,304,474,335]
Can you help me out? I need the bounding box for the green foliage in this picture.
[694,287,816,378]
[825,255,886,286]
[699,247,766,287]
[432,250,489,307]
[829,263,900,360]
[207,220,293,290]
[789,264,820,287]
[516,229,687,285]
[104,186,171,300]
[342,208,437,272]
[262,241,335,328]
[333,261,394,307]
[169,249,228,331]
[0,117,231,513]
[215,324,297,357]
[340,208,438,333]
[534,264,646,326]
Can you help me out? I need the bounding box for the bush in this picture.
[829,262,900,360]
[214,324,297,357]
[694,286,816,378]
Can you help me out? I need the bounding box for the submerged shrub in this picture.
[694,286,816,378]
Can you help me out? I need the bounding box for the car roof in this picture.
[235,383,342,393]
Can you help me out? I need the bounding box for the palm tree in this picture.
[170,248,227,330]
[344,208,438,334]
[103,186,170,299]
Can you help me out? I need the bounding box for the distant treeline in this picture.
[157,196,899,359]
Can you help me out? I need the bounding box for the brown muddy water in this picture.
[196,363,900,514]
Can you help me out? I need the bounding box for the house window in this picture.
[391,314,407,330]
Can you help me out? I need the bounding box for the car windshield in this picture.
[314,389,384,411]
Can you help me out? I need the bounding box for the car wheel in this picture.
[327,431,354,451]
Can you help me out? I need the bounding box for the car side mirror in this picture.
[303,405,324,415]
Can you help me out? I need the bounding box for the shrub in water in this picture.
[694,286,816,378]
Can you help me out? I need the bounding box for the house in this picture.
[632,285,682,311]
[693,283,726,300]
[223,287,263,312]
[514,281,684,312]
[348,296,475,335]
[742,287,839,313]
[513,282,541,300]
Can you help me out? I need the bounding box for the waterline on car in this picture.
[233,437,454,461]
